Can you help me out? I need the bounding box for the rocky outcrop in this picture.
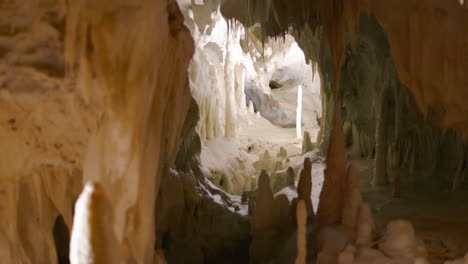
[245,81,296,128]
[250,169,295,263]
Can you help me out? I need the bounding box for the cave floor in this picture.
[353,158,468,264]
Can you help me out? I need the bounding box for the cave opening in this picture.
[157,1,468,263]
[181,5,324,199]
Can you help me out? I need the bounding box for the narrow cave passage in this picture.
[155,1,468,264]
[183,7,324,197]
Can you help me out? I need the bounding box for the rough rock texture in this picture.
[70,182,119,264]
[302,130,315,154]
[221,0,468,191]
[295,200,307,264]
[245,81,296,128]
[66,1,195,262]
[155,98,250,264]
[341,165,362,230]
[1,0,195,263]
[1,0,467,263]
[378,220,428,261]
[297,158,314,220]
[317,111,347,227]
[250,169,294,263]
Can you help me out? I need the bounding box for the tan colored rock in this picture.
[317,111,347,227]
[278,146,288,158]
[252,170,275,232]
[302,130,314,154]
[154,249,167,264]
[295,200,307,264]
[286,166,295,187]
[356,203,375,246]
[297,157,314,220]
[250,170,276,263]
[70,182,120,264]
[378,220,428,260]
[341,164,362,229]
[338,245,356,264]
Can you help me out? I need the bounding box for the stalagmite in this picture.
[70,182,119,264]
[356,204,375,246]
[341,164,362,230]
[296,84,303,138]
[297,158,314,220]
[302,130,314,154]
[317,111,347,227]
[255,172,273,211]
[278,146,288,157]
[250,169,276,263]
[286,167,295,186]
[295,200,307,264]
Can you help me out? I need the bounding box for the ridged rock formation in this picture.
[317,111,347,227]
[302,130,314,154]
[70,182,118,264]
[297,157,314,220]
[341,165,361,230]
[295,200,307,264]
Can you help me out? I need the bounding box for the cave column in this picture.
[373,88,389,185]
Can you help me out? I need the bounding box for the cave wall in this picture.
[0,0,196,263]
[308,14,468,188]
[0,1,90,262]
[155,98,251,264]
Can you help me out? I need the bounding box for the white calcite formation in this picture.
[179,0,322,195]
